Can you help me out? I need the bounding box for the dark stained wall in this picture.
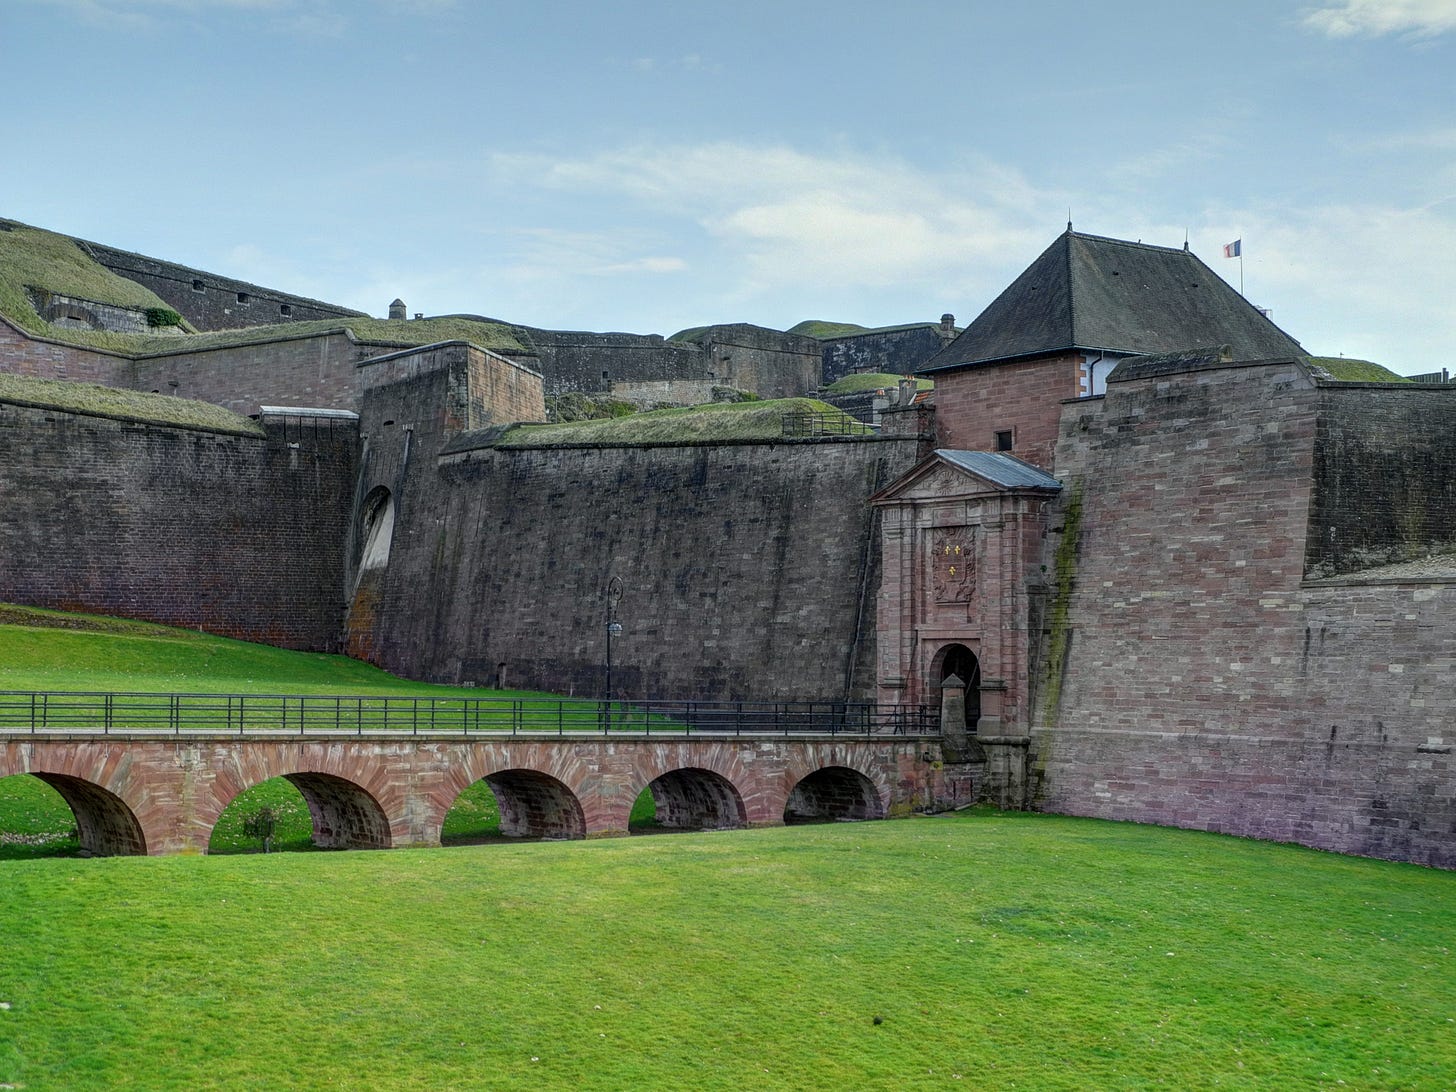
[83,242,364,331]
[1306,383,1456,578]
[820,325,949,386]
[0,402,357,650]
[343,368,919,700]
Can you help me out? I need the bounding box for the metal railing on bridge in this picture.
[0,692,938,739]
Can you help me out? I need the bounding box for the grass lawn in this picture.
[1,811,1453,1090]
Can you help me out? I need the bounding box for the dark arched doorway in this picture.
[937,643,981,732]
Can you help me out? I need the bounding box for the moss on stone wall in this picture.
[0,374,264,435]
[497,397,868,447]
[1036,480,1083,729]
[0,221,181,350]
[1308,357,1408,383]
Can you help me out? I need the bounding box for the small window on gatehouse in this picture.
[192,279,205,292]
[236,292,250,305]
[995,430,1014,452]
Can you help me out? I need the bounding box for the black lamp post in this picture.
[604,576,623,707]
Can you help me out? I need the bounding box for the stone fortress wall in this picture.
[82,241,366,331]
[0,401,358,650]
[341,358,922,701]
[1038,355,1456,867]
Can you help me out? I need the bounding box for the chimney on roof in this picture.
[939,313,955,343]
[389,298,407,321]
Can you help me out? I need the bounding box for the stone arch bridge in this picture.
[0,734,949,856]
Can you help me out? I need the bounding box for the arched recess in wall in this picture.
[440,770,586,843]
[28,773,147,856]
[784,766,884,823]
[931,643,982,732]
[357,486,396,576]
[346,487,396,662]
[633,767,747,833]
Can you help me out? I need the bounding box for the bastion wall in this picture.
[0,401,358,650]
[341,365,920,700]
[1035,357,1456,867]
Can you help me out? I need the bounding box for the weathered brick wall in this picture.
[931,352,1080,470]
[520,328,709,396]
[522,323,820,401]
[344,370,919,700]
[0,401,357,649]
[83,242,364,331]
[0,316,128,384]
[701,325,822,399]
[1307,383,1456,577]
[124,329,372,416]
[821,326,947,386]
[356,341,545,430]
[1038,357,1456,866]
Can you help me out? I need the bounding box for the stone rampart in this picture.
[821,325,948,386]
[82,241,364,331]
[1038,357,1456,866]
[342,372,918,699]
[124,328,370,415]
[522,323,820,402]
[0,400,357,650]
[0,315,128,385]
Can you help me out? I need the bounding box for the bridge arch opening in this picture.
[444,770,585,842]
[633,767,746,834]
[441,779,503,845]
[784,766,884,824]
[0,773,80,858]
[211,773,390,852]
[208,776,314,854]
[286,772,391,850]
[0,772,146,856]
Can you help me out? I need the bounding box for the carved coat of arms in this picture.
[931,527,975,603]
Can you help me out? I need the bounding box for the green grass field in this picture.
[1,812,1453,1090]
[3,607,1454,1088]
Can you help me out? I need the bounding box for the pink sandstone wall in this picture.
[0,316,128,384]
[930,352,1080,470]
[1037,357,1456,867]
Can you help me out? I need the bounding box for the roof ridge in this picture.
[1064,230,1078,346]
[1067,230,1189,255]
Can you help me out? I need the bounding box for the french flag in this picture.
[1223,239,1242,258]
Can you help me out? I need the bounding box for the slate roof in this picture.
[934,450,1062,490]
[920,230,1304,374]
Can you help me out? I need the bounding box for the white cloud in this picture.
[599,256,688,275]
[494,143,1056,308]
[1189,201,1456,372]
[1303,0,1456,38]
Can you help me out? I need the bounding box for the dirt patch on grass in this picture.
[0,603,201,638]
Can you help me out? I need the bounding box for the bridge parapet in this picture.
[0,692,937,739]
[1,724,952,858]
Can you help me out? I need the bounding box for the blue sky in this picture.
[5,0,1455,374]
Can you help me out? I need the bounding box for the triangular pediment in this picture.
[871,449,1061,505]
